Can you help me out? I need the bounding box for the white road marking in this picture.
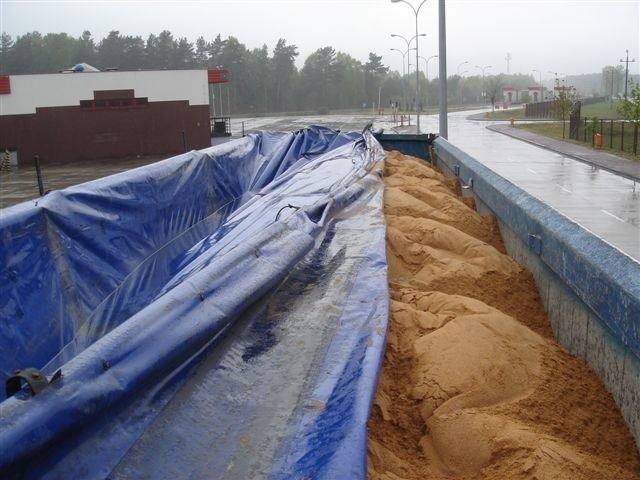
[600,209,625,223]
[527,168,538,174]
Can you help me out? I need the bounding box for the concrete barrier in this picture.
[432,137,640,450]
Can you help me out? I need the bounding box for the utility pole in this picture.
[505,52,511,74]
[620,49,636,99]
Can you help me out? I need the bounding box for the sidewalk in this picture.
[487,124,640,182]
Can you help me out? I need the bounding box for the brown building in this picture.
[0,68,228,165]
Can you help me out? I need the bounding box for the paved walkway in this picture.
[488,123,640,182]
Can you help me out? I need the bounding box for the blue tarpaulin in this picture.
[0,126,389,479]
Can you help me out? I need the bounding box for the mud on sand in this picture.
[367,151,640,480]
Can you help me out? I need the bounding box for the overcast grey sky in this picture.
[1,0,638,80]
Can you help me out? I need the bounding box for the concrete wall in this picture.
[433,137,640,450]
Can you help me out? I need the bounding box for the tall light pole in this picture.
[438,0,447,139]
[455,61,468,106]
[391,33,427,114]
[391,47,411,114]
[532,69,542,102]
[418,54,438,110]
[475,64,491,105]
[391,33,416,113]
[419,54,438,81]
[620,49,636,99]
[457,60,469,76]
[391,0,428,133]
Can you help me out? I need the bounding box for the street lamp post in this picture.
[455,62,468,106]
[532,69,542,102]
[423,55,438,81]
[418,54,438,110]
[391,32,423,115]
[391,47,409,114]
[457,60,469,76]
[391,34,412,111]
[475,64,491,105]
[391,0,428,133]
[620,49,636,99]
[438,0,447,139]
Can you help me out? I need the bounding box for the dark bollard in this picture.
[34,155,44,196]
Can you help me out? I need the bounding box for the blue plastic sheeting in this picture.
[0,126,389,479]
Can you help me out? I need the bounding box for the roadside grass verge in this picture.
[514,122,639,161]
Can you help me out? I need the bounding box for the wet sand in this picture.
[367,151,640,480]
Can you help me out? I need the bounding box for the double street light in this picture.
[391,32,425,115]
[391,46,416,113]
[391,0,428,133]
[475,64,491,105]
[457,60,469,76]
[419,54,438,81]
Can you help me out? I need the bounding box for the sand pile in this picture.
[367,151,640,480]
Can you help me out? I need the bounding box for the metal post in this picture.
[415,7,421,133]
[610,68,614,105]
[33,155,44,196]
[620,49,636,100]
[182,130,187,152]
[391,47,408,118]
[438,0,448,139]
[621,121,625,152]
[610,120,614,149]
[391,1,426,133]
[218,84,223,116]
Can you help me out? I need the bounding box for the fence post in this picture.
[610,120,614,149]
[621,121,625,152]
[634,123,638,156]
[583,118,587,142]
[600,119,603,139]
[34,155,44,197]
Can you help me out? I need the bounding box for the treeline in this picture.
[0,30,539,114]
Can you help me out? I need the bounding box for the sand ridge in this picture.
[367,150,640,480]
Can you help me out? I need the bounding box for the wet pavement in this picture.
[487,123,640,182]
[0,156,164,209]
[1,110,638,262]
[441,110,639,262]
